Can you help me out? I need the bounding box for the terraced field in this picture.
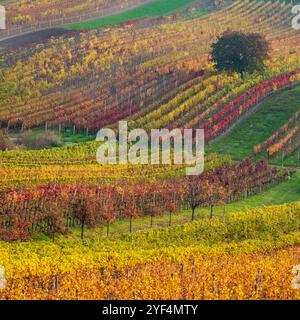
[0,0,299,132]
[208,84,300,166]
[1,202,300,299]
[0,0,152,38]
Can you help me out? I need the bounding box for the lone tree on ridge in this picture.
[211,31,269,78]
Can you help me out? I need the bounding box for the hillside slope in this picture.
[208,84,300,167]
[0,0,298,134]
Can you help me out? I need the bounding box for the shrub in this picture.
[0,129,15,151]
[19,131,62,150]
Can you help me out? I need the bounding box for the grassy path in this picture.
[66,0,203,30]
[207,85,300,166]
[46,170,300,241]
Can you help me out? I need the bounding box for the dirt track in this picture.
[0,28,78,52]
[0,0,153,52]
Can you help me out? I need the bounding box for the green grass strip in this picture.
[66,0,199,30]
